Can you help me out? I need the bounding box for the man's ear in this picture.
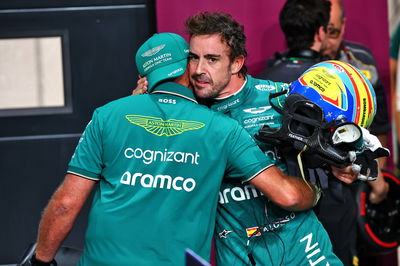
[310,26,326,51]
[231,55,245,75]
[341,17,346,35]
[316,25,326,43]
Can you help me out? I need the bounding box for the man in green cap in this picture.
[30,32,320,266]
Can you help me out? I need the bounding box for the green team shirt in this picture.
[67,82,269,266]
[211,76,342,266]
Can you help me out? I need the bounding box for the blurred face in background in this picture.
[319,27,330,55]
[323,0,346,59]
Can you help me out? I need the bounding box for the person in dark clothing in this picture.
[323,0,391,164]
[257,0,330,83]
[321,1,391,264]
[257,1,390,265]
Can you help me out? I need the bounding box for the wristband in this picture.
[312,183,322,207]
[30,254,57,266]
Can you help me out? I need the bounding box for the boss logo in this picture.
[158,98,176,104]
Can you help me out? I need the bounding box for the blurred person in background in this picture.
[258,0,390,265]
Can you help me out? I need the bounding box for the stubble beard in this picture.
[191,74,231,100]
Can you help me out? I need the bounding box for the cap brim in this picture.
[147,58,187,91]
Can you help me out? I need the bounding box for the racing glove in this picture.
[350,128,390,181]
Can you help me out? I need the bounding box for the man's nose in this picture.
[194,58,206,74]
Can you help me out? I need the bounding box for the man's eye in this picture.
[188,55,197,61]
[208,58,217,63]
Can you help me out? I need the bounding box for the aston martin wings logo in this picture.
[243,106,271,114]
[141,44,165,57]
[126,115,205,136]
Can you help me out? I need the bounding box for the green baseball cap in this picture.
[136,33,189,92]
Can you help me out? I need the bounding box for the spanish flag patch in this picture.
[246,227,261,237]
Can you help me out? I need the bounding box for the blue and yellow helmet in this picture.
[289,60,376,128]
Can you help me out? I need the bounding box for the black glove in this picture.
[30,254,57,266]
[350,128,391,181]
[351,148,390,181]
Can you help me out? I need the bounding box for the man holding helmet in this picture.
[133,12,388,265]
[209,56,387,265]
[184,12,388,265]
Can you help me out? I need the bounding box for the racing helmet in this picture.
[289,60,376,128]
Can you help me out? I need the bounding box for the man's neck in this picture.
[288,48,321,60]
[174,70,191,90]
[217,74,246,98]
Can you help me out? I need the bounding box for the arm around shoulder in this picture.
[249,166,318,211]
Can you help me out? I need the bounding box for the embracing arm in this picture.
[34,174,96,262]
[249,166,318,211]
[132,76,148,95]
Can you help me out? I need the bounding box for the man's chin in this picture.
[194,88,214,100]
[322,52,334,60]
[194,91,211,99]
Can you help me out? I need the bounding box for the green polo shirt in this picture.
[67,82,269,266]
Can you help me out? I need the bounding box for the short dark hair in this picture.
[185,12,248,78]
[280,0,331,50]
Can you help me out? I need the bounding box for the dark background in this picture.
[0,0,156,263]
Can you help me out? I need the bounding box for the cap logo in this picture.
[141,44,165,57]
[168,68,183,76]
